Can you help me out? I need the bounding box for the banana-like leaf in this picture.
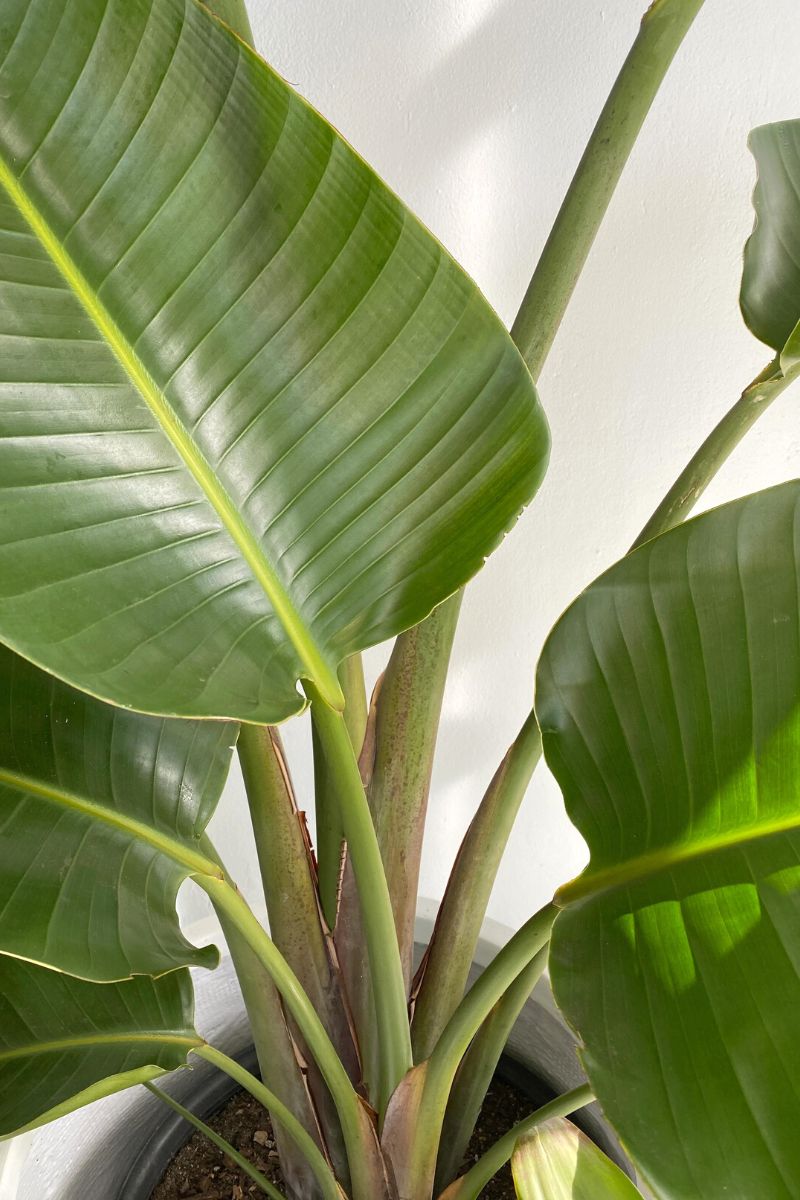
[0,0,548,724]
[511,1118,643,1200]
[0,640,235,980]
[741,120,800,355]
[537,480,800,1199]
[0,954,201,1137]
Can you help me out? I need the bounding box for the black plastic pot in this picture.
[119,1039,630,1198]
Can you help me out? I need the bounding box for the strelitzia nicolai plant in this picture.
[2,0,800,1197]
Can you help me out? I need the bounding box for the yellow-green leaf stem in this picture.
[434,948,549,1193]
[405,905,557,1198]
[199,876,384,1199]
[0,1033,201,1063]
[306,684,413,1117]
[145,1082,285,1200]
[193,1048,343,1200]
[5,1067,170,1138]
[633,355,788,547]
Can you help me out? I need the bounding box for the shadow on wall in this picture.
[253,0,612,303]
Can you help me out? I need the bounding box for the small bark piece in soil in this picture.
[150,1077,532,1199]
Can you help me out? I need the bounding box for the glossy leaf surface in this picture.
[741,120,800,353]
[0,641,235,980]
[539,481,800,1198]
[0,0,547,723]
[0,955,200,1136]
[511,1118,642,1200]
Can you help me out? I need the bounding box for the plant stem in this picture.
[338,593,463,1095]
[197,876,382,1198]
[633,354,786,546]
[511,0,706,378]
[315,655,370,926]
[238,726,328,967]
[144,1081,286,1200]
[194,1047,342,1200]
[339,653,369,752]
[411,710,542,1061]
[370,591,462,986]
[214,905,329,1199]
[305,683,413,1116]
[438,1085,595,1200]
[237,724,358,1184]
[313,714,346,930]
[338,595,462,1100]
[426,904,557,1099]
[238,725,358,1061]
[407,904,558,1196]
[433,947,549,1192]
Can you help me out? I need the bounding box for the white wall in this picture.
[189,0,800,935]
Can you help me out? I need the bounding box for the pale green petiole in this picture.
[144,1080,286,1200]
[193,1047,343,1200]
[408,904,558,1193]
[439,1085,595,1200]
[305,682,413,1117]
[195,876,372,1197]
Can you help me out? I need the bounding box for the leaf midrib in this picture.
[0,153,343,710]
[0,765,219,877]
[0,1032,203,1063]
[557,808,800,906]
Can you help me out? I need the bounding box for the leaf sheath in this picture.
[411,710,542,1061]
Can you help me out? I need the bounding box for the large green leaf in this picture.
[537,480,800,1199]
[511,1118,643,1200]
[741,120,800,354]
[0,640,235,980]
[0,955,201,1136]
[0,0,547,724]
